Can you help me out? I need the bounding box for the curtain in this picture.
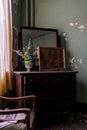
[0,0,12,95]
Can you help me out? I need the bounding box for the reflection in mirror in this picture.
[20,27,60,49]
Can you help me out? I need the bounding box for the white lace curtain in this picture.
[0,0,12,95]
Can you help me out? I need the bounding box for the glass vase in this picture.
[25,61,33,71]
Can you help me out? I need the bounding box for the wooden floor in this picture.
[36,121,87,130]
[36,112,87,130]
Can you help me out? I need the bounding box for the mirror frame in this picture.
[18,26,61,70]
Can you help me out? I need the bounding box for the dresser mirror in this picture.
[18,26,60,70]
[19,26,60,49]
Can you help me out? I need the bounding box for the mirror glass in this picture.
[20,27,60,49]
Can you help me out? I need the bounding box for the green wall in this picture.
[35,0,87,103]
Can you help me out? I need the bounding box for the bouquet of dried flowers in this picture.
[13,39,37,63]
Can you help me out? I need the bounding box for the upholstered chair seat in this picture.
[0,95,36,130]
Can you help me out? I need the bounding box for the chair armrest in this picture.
[0,108,30,116]
[0,95,36,111]
[0,95,36,102]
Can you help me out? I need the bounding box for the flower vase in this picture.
[25,61,33,71]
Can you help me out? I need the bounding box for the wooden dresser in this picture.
[13,71,77,125]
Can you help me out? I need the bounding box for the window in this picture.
[0,0,12,95]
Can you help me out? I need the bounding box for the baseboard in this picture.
[75,102,87,113]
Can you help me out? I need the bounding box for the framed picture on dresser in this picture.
[36,46,66,71]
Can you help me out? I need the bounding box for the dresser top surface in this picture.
[13,70,78,75]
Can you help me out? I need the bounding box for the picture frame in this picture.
[36,46,66,71]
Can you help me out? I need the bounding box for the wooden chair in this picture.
[0,95,36,130]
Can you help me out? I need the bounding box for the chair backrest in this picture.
[0,95,36,130]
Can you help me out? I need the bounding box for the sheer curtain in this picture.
[0,0,12,95]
